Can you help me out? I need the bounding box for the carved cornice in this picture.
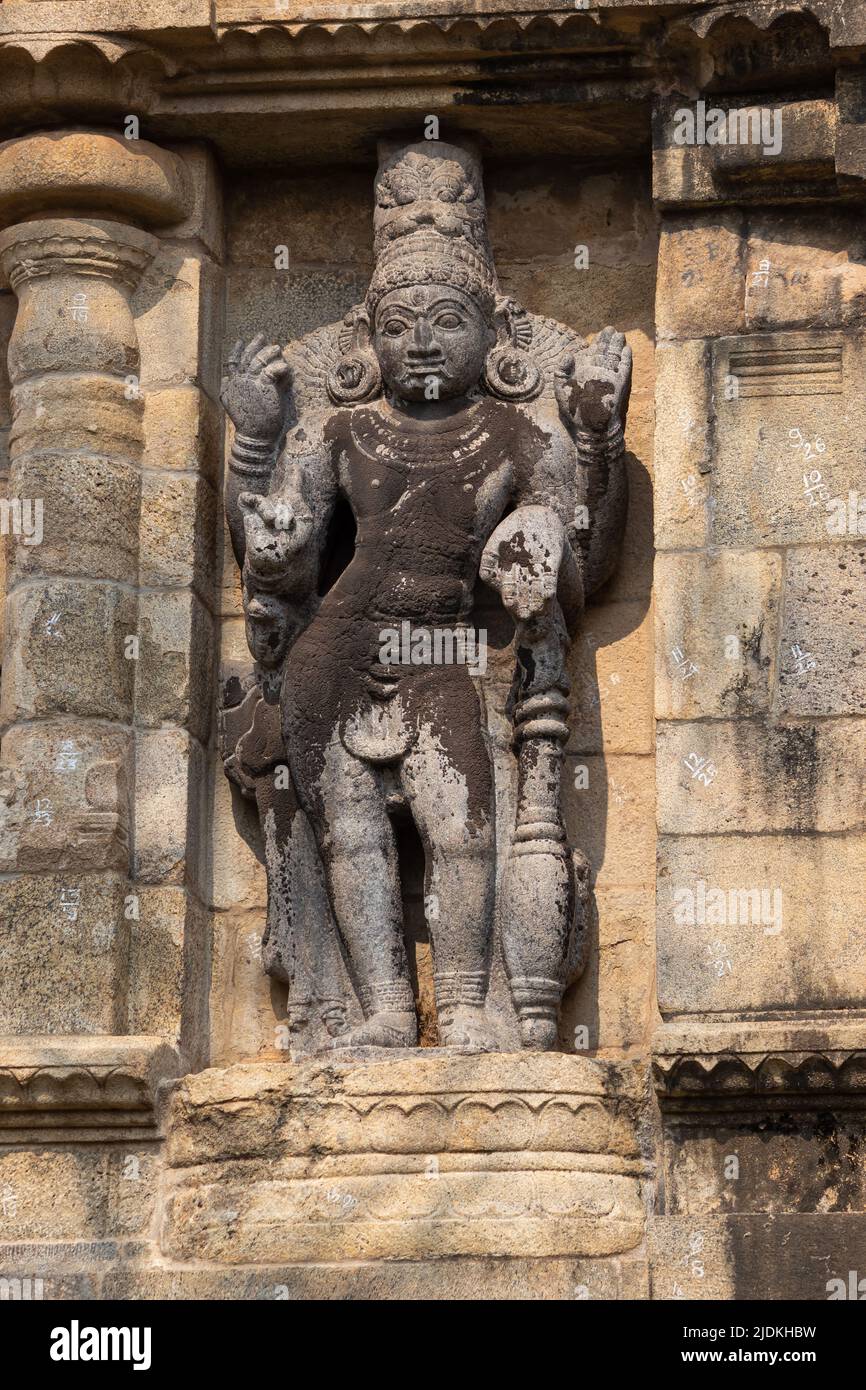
[662,0,866,49]
[0,1035,182,1142]
[655,1051,866,1098]
[0,3,859,163]
[654,1018,866,1115]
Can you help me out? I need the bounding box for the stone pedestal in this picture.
[157,1054,648,1296]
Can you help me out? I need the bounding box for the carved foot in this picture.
[518,1016,559,1051]
[439,1005,497,1051]
[329,1010,418,1049]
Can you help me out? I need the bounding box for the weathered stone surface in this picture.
[227,168,373,271]
[657,834,866,1016]
[568,601,654,756]
[0,873,129,1033]
[656,213,746,341]
[658,719,866,835]
[661,1116,866,1217]
[136,589,214,740]
[135,248,223,399]
[0,721,131,874]
[745,210,866,332]
[139,470,217,595]
[7,447,140,586]
[710,332,866,549]
[565,886,656,1054]
[134,729,207,887]
[126,889,211,1045]
[224,267,370,351]
[208,777,266,913]
[0,581,137,723]
[655,550,781,719]
[143,385,221,482]
[10,375,143,462]
[650,1214,866,1302]
[565,753,655,888]
[208,908,280,1066]
[653,338,712,552]
[778,544,866,715]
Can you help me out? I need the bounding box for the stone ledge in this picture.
[0,1034,182,1140]
[653,1016,866,1112]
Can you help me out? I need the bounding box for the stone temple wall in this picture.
[0,0,863,1303]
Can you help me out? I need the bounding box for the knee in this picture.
[429,816,494,866]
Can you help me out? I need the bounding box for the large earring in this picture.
[482,301,542,401]
[327,309,382,405]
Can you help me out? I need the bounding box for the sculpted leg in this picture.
[289,729,417,1048]
[400,695,496,1050]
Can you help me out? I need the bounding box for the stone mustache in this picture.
[220,140,631,1055]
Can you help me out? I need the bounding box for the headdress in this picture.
[327,140,542,404]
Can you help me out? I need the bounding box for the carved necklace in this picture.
[349,399,496,474]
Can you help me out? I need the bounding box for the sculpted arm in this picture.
[553,326,632,597]
[479,327,631,690]
[222,335,292,569]
[221,331,339,591]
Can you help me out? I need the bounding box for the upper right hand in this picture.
[221,335,290,443]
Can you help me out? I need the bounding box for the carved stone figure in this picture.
[220,139,631,1054]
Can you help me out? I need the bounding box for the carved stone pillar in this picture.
[650,83,866,1297]
[0,133,190,1038]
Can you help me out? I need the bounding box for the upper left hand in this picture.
[554,326,632,434]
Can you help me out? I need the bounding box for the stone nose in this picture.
[411,316,436,352]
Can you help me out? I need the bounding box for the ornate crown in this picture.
[365,229,498,319]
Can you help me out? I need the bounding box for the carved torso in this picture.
[324,397,543,629]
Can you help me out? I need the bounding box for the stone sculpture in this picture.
[220,140,631,1054]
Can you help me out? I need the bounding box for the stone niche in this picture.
[0,0,864,1304]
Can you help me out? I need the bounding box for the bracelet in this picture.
[230,434,276,478]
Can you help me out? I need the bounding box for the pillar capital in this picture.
[0,128,192,230]
[0,217,157,295]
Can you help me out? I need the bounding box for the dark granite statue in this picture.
[220,140,631,1054]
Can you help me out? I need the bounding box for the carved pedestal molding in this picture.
[0,131,190,1043]
[0,1034,181,1144]
[160,1054,647,1276]
[653,1017,866,1119]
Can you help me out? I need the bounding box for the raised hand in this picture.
[554,326,632,434]
[222,335,290,443]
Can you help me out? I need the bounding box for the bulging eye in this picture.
[436,314,463,330]
[382,320,407,337]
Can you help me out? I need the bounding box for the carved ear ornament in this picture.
[327,307,382,405]
[482,298,542,402]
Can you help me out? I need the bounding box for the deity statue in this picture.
[220,139,632,1055]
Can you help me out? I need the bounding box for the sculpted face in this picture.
[372,284,494,403]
